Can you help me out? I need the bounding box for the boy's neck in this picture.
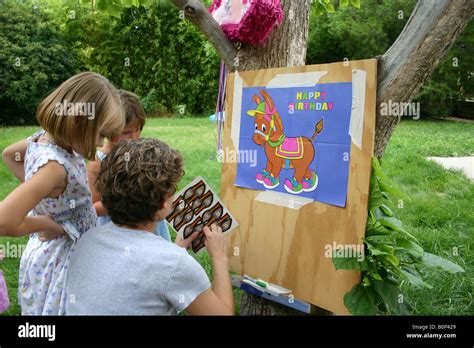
[118,221,157,233]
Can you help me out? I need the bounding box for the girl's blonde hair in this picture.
[36,72,125,161]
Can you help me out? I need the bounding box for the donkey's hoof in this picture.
[284,177,303,194]
[302,171,318,192]
[263,175,280,189]
[256,169,270,184]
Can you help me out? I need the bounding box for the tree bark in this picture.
[170,0,473,315]
[235,0,312,71]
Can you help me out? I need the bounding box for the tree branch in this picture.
[375,0,474,157]
[169,0,238,70]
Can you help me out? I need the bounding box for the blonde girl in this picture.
[0,72,124,315]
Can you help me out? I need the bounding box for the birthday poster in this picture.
[235,83,353,207]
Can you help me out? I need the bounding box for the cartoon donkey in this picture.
[247,90,324,194]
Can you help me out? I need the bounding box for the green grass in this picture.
[381,120,473,315]
[0,118,472,315]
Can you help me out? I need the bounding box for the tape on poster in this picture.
[255,190,313,210]
[349,69,367,150]
[231,72,243,150]
[266,71,328,89]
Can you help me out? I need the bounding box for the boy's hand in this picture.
[175,232,199,250]
[203,224,227,261]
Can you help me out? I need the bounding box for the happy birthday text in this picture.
[288,91,334,113]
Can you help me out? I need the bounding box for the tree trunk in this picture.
[235,0,314,316]
[235,0,311,71]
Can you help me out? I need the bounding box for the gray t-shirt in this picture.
[65,222,211,315]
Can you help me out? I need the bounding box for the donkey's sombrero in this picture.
[247,102,266,117]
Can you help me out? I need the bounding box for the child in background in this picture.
[87,91,169,241]
[0,251,10,314]
[0,72,124,315]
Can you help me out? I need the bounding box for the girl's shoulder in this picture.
[25,130,79,178]
[26,129,46,143]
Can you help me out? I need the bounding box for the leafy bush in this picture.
[416,21,474,118]
[141,88,168,116]
[0,0,79,125]
[62,2,220,117]
[307,0,416,65]
[307,0,473,119]
[332,158,464,315]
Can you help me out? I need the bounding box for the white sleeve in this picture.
[164,253,211,312]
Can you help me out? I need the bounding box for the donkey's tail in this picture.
[310,118,324,142]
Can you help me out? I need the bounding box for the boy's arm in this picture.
[2,139,27,182]
[209,254,234,313]
[185,225,234,315]
[0,161,66,237]
[87,159,108,216]
[185,287,233,315]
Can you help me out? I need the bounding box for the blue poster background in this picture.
[234,82,353,207]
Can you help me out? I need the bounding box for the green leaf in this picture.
[377,217,419,243]
[372,207,385,220]
[368,245,388,256]
[397,227,420,243]
[97,0,108,11]
[382,253,400,267]
[372,280,410,315]
[400,269,433,289]
[344,284,378,315]
[372,158,410,201]
[396,238,424,257]
[325,3,335,12]
[350,0,361,9]
[108,3,123,17]
[368,271,383,281]
[368,172,383,211]
[366,223,393,237]
[379,204,394,217]
[332,254,369,271]
[421,252,465,273]
[378,216,403,231]
[340,0,349,6]
[371,157,386,179]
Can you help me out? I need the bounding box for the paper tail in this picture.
[310,118,324,142]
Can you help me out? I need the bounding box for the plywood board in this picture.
[220,59,377,314]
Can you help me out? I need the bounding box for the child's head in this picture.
[36,72,125,161]
[96,138,184,228]
[108,90,146,145]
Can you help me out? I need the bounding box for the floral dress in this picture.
[18,130,97,315]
